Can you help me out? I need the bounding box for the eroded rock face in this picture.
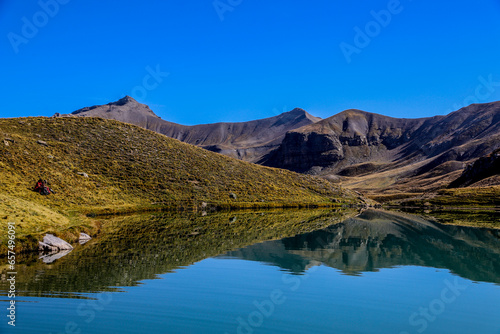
[61,96,500,189]
[261,132,344,172]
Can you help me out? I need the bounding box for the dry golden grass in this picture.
[384,186,500,207]
[431,186,500,207]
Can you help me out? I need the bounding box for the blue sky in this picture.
[1,0,500,124]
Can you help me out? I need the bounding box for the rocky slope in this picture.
[64,96,320,162]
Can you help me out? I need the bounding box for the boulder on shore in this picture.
[42,234,74,250]
[79,232,91,240]
[79,232,92,245]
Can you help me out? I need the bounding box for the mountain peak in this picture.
[112,95,138,106]
[283,108,321,123]
[287,107,307,115]
[69,96,158,118]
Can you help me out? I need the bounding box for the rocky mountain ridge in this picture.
[60,97,500,194]
[262,102,500,192]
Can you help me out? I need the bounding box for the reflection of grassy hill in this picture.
[0,209,356,298]
[0,117,359,250]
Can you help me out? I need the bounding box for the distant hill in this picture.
[0,116,359,250]
[64,96,320,162]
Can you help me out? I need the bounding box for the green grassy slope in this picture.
[0,117,359,247]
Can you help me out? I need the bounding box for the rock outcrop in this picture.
[79,233,92,245]
[260,109,430,172]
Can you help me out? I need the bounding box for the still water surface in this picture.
[1,209,499,333]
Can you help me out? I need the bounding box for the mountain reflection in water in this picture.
[223,210,500,284]
[1,209,499,300]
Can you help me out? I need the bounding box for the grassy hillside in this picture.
[409,186,500,207]
[0,117,358,247]
[374,186,500,207]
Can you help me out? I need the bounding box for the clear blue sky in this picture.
[1,0,500,125]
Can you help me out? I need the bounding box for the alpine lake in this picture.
[1,208,499,334]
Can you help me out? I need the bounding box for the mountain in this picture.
[0,116,359,252]
[262,102,500,193]
[61,97,500,196]
[64,96,321,163]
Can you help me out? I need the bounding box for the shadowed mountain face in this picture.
[261,102,500,191]
[449,148,500,188]
[65,96,320,163]
[224,210,500,284]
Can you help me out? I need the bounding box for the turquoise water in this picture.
[1,210,500,333]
